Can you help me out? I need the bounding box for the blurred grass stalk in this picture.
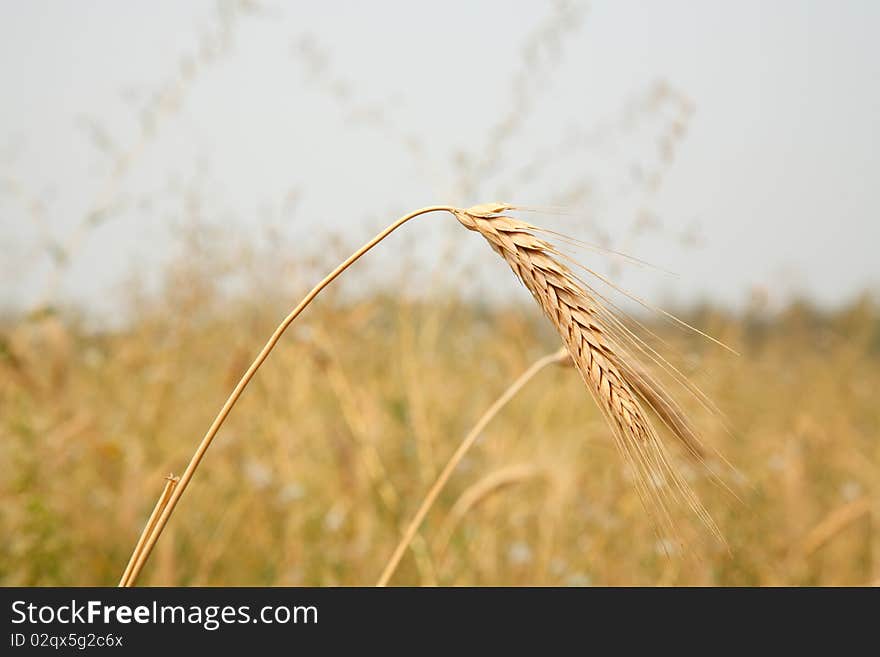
[377,347,569,586]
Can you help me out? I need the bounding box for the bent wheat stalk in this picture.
[437,463,544,560]
[377,347,569,587]
[121,205,455,586]
[122,202,721,586]
[799,497,871,557]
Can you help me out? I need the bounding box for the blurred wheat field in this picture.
[2,272,878,586]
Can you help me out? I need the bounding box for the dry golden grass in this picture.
[1,234,878,586]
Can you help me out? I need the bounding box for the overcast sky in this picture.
[1,0,878,317]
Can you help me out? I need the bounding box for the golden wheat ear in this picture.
[453,204,725,544]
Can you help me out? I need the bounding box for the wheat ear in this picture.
[452,204,722,543]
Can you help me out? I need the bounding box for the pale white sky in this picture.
[1,0,878,317]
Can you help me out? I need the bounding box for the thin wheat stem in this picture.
[376,347,567,586]
[119,474,178,587]
[122,205,454,586]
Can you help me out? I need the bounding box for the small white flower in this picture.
[654,538,680,556]
[278,482,305,503]
[507,541,533,566]
[840,481,862,501]
[243,459,273,489]
[565,573,592,587]
[323,505,346,532]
